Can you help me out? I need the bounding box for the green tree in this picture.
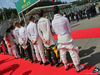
[3,8,18,19]
[0,9,3,20]
[11,13,16,19]
[3,15,6,21]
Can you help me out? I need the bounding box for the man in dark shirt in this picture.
[66,12,71,22]
[75,11,79,22]
[86,6,90,19]
[70,12,75,21]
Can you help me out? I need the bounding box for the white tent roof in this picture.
[26,4,71,16]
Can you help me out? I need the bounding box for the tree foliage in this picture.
[3,15,6,21]
[11,13,17,19]
[0,8,18,21]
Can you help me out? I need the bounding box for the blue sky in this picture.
[0,0,76,8]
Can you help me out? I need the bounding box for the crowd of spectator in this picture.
[62,4,97,22]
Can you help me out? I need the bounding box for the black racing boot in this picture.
[31,60,34,63]
[56,63,59,68]
[56,63,64,68]
[50,62,54,67]
[65,64,70,70]
[44,61,49,66]
[40,61,43,65]
[34,60,39,63]
[15,57,18,59]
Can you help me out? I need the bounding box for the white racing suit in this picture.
[4,37,11,54]
[13,27,19,45]
[4,33,18,58]
[38,17,55,47]
[38,17,59,64]
[27,22,46,63]
[13,27,21,56]
[19,27,34,61]
[33,36,46,63]
[57,34,80,66]
[52,14,80,67]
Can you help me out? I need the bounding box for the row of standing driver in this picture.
[5,6,84,72]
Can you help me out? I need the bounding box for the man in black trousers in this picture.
[86,6,90,19]
[19,20,33,63]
